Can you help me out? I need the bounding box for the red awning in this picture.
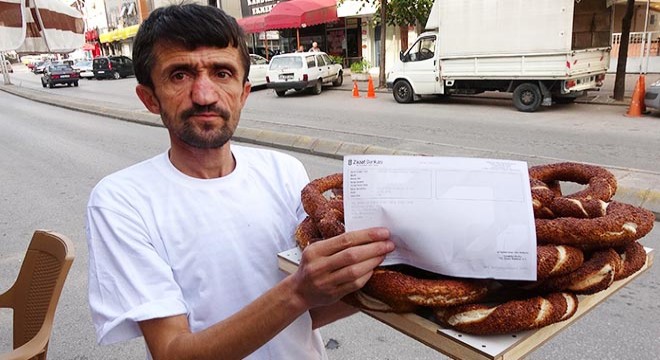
[264,0,338,30]
[237,14,268,34]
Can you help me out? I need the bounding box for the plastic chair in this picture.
[0,230,75,360]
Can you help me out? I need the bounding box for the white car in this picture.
[266,51,343,97]
[72,60,94,79]
[248,54,269,87]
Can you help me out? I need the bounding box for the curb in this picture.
[1,83,658,220]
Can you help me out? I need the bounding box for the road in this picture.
[7,64,660,173]
[1,66,659,359]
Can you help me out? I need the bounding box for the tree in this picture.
[614,0,635,101]
[340,0,434,87]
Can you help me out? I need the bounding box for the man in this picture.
[310,41,321,52]
[85,4,394,360]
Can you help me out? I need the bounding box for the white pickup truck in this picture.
[386,0,611,112]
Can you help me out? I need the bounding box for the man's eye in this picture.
[217,70,232,79]
[172,72,187,81]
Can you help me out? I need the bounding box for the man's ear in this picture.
[136,84,160,114]
[240,81,252,107]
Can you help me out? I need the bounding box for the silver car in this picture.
[644,80,660,110]
[73,60,94,79]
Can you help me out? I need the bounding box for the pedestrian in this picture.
[296,45,305,52]
[310,41,321,52]
[85,4,394,360]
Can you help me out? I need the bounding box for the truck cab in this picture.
[388,32,441,103]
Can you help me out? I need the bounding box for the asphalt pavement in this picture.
[1,75,659,220]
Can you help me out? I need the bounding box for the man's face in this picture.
[136,44,251,149]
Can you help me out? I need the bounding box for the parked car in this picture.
[2,60,12,73]
[33,60,51,74]
[73,60,94,79]
[249,54,269,87]
[265,51,343,97]
[644,80,660,111]
[93,55,134,80]
[41,64,80,88]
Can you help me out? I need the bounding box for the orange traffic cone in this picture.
[625,75,644,117]
[352,81,360,98]
[367,75,376,98]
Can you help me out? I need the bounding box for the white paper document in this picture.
[343,155,537,281]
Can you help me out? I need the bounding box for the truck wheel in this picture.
[513,83,542,112]
[275,90,287,97]
[393,80,414,103]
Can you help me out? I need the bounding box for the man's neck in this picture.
[168,142,235,179]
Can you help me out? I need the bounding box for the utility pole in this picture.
[614,0,635,101]
[379,0,387,88]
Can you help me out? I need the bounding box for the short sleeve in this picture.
[86,200,188,345]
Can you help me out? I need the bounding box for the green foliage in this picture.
[329,55,344,66]
[350,59,370,73]
[338,0,434,27]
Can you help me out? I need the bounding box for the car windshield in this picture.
[269,56,303,70]
[75,61,91,67]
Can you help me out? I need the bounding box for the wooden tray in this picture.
[278,247,654,360]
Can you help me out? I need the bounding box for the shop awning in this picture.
[237,14,268,34]
[99,24,139,44]
[1,0,84,53]
[265,0,338,30]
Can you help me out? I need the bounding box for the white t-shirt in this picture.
[86,145,327,359]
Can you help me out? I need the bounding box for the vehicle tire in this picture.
[48,81,54,89]
[393,80,414,103]
[67,82,71,87]
[41,79,46,88]
[311,80,322,95]
[512,83,542,112]
[332,71,344,86]
[275,90,287,97]
[112,71,120,80]
[74,81,79,87]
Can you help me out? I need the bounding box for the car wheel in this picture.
[67,82,72,87]
[41,79,46,88]
[393,80,414,103]
[310,80,322,95]
[332,71,344,86]
[275,90,287,97]
[513,83,542,112]
[112,71,120,80]
[48,81,54,88]
[74,81,79,87]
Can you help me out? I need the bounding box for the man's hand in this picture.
[291,227,394,309]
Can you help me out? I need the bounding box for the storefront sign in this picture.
[241,0,279,17]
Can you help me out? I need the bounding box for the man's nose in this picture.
[191,74,219,106]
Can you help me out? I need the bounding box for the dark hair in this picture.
[132,4,250,89]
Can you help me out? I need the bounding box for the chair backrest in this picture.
[0,230,75,358]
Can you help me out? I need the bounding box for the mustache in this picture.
[181,104,231,121]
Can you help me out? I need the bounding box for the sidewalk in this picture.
[1,81,659,219]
